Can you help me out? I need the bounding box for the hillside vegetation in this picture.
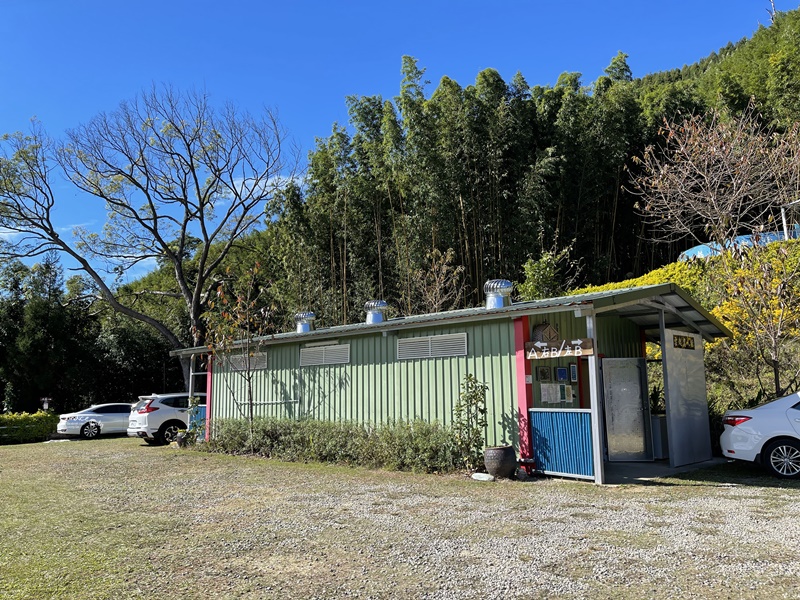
[158,9,800,330]
[4,8,800,413]
[118,7,800,410]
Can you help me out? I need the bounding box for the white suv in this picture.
[127,392,206,445]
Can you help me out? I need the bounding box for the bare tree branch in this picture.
[0,87,298,384]
[629,103,800,397]
[629,103,795,251]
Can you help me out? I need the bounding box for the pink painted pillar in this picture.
[514,316,533,462]
[205,355,213,443]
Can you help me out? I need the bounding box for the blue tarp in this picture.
[679,227,799,260]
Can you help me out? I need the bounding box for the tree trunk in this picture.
[773,358,782,397]
[180,356,192,392]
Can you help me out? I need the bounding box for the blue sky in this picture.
[0,0,796,278]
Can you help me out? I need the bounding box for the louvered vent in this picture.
[397,333,467,360]
[300,344,350,366]
[397,337,431,360]
[228,352,268,371]
[249,353,268,370]
[430,333,468,357]
[299,347,325,366]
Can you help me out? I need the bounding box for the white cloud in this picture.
[0,227,22,241]
[58,222,96,234]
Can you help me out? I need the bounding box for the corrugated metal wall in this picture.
[596,314,643,358]
[211,320,518,447]
[529,409,594,479]
[210,311,644,448]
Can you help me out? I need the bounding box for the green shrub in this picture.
[574,258,715,305]
[370,420,458,473]
[0,411,59,445]
[209,419,254,454]
[206,416,462,473]
[453,374,489,470]
[303,421,370,465]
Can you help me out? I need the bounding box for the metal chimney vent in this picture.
[365,299,389,324]
[484,279,513,309]
[294,311,316,333]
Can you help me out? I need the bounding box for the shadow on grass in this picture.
[46,432,132,443]
[647,460,800,490]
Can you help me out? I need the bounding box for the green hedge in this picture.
[206,417,462,474]
[573,259,714,304]
[0,411,59,445]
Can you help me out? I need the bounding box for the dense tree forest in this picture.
[0,254,183,413]
[226,9,800,329]
[3,8,800,412]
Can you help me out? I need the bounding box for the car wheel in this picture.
[763,439,800,479]
[80,421,101,440]
[158,422,182,445]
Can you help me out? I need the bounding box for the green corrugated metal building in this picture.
[174,282,729,483]
[205,314,518,448]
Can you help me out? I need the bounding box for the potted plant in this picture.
[175,429,188,448]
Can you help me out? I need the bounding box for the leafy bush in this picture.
[574,258,712,302]
[369,420,458,473]
[453,374,489,470]
[208,419,254,454]
[0,411,59,445]
[207,417,462,473]
[517,242,581,301]
[206,375,494,473]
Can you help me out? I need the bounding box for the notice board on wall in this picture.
[540,383,575,405]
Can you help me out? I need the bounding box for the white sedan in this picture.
[56,403,134,439]
[720,393,800,478]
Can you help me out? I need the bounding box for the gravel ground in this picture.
[3,438,800,599]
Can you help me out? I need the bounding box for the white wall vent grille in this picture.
[300,344,350,366]
[397,333,467,360]
[227,352,268,371]
[250,353,268,370]
[396,337,431,360]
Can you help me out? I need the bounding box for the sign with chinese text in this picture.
[672,335,696,350]
[525,338,594,360]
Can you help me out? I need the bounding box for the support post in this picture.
[658,308,673,467]
[205,356,213,442]
[586,312,605,484]
[514,316,533,465]
[189,354,196,396]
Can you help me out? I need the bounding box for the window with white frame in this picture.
[397,333,467,360]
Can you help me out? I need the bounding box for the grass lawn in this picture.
[2,436,799,599]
